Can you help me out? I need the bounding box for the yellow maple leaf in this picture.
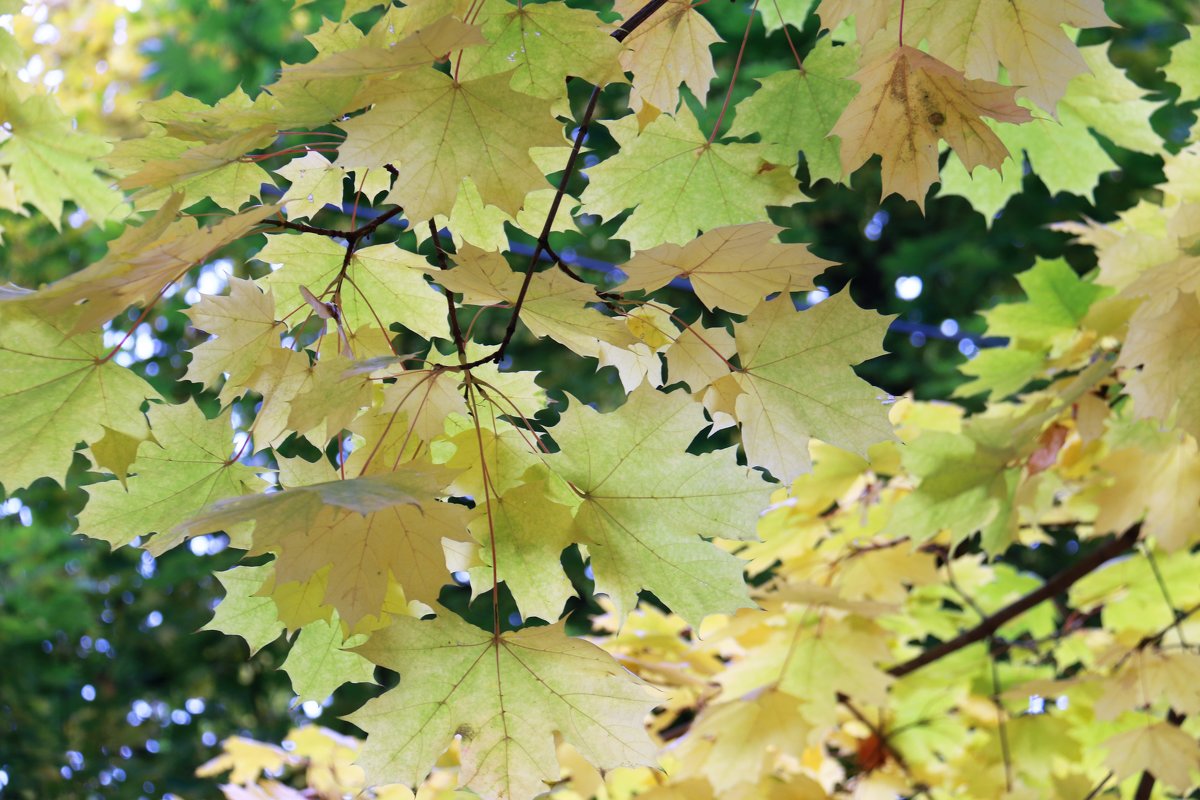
[832,46,1031,210]
[901,0,1114,113]
[620,223,834,314]
[176,462,471,626]
[348,614,659,800]
[613,0,721,112]
[337,69,563,221]
[1103,721,1200,791]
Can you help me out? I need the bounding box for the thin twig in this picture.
[1082,771,1112,800]
[455,0,669,370]
[428,220,467,361]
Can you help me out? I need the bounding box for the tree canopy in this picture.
[1,0,1199,799]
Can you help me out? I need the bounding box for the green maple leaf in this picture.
[337,69,564,221]
[114,126,276,212]
[256,233,450,342]
[757,0,817,32]
[456,1,626,99]
[548,384,770,623]
[32,200,278,334]
[347,613,658,800]
[582,105,805,250]
[982,259,1106,349]
[281,613,376,703]
[940,45,1164,220]
[203,563,284,656]
[732,290,895,482]
[466,481,578,623]
[954,347,1045,400]
[79,402,263,550]
[0,85,126,229]
[885,426,1019,550]
[728,38,860,184]
[1166,26,1200,103]
[0,303,155,491]
[184,277,282,400]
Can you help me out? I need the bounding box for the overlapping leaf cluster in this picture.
[1,0,1198,798]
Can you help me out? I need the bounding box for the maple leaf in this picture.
[79,402,263,550]
[613,0,721,112]
[337,69,564,221]
[184,277,282,399]
[174,463,472,626]
[31,200,278,334]
[0,84,126,229]
[983,259,1107,349]
[1103,721,1200,792]
[548,384,770,623]
[619,223,833,314]
[115,126,276,211]
[285,354,374,445]
[456,1,625,100]
[256,233,449,342]
[275,151,351,222]
[729,38,861,184]
[665,320,736,395]
[1167,26,1200,103]
[832,46,1031,210]
[758,0,818,33]
[718,612,894,726]
[1095,434,1200,553]
[280,15,485,82]
[731,290,895,482]
[1119,293,1200,441]
[347,613,659,800]
[885,425,1019,550]
[465,481,578,623]
[941,45,1166,220]
[281,614,376,703]
[203,564,285,656]
[1096,650,1200,720]
[0,303,155,491]
[582,105,805,250]
[673,691,812,793]
[898,0,1115,113]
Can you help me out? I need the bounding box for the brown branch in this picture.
[266,204,404,242]
[266,218,349,238]
[349,205,403,242]
[887,526,1141,679]
[457,0,669,371]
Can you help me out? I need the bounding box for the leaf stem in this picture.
[772,0,804,71]
[707,0,759,145]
